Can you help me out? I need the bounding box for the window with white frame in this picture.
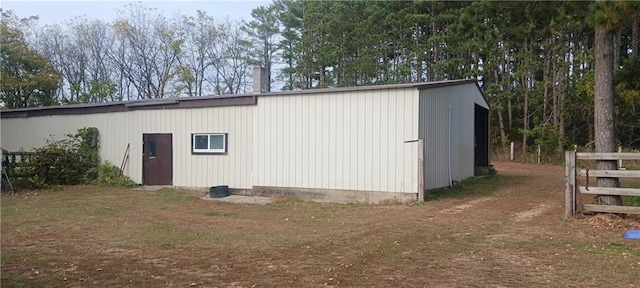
[192,133,227,154]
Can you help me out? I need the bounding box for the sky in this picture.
[1,0,271,25]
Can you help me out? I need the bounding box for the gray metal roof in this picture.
[1,79,483,118]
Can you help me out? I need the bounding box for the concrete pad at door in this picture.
[201,195,272,205]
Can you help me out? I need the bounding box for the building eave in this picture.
[0,79,485,118]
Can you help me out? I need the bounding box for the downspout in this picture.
[448,105,452,187]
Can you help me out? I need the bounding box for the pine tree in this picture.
[591,1,624,206]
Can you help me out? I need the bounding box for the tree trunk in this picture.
[613,29,621,71]
[552,67,559,128]
[522,83,528,154]
[504,52,512,130]
[498,108,507,147]
[594,27,622,206]
[587,110,594,145]
[543,42,551,123]
[431,21,437,81]
[415,23,423,82]
[633,14,639,56]
[521,42,529,155]
[557,73,566,154]
[556,60,567,154]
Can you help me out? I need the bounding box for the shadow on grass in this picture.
[425,172,530,201]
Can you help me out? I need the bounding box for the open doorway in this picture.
[474,104,490,175]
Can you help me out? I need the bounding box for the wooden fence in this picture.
[565,151,640,217]
[2,151,36,167]
[2,151,38,191]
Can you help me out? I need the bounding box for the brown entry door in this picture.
[143,133,173,185]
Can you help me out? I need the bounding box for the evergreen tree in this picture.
[243,5,280,92]
[591,1,624,206]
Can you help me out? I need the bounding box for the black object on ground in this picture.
[210,185,230,198]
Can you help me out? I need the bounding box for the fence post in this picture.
[510,142,515,161]
[537,145,541,164]
[618,146,623,169]
[565,150,576,217]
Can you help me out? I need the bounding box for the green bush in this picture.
[90,161,137,187]
[3,127,100,190]
[4,127,138,190]
[623,196,640,207]
[31,128,98,188]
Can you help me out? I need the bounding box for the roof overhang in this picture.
[1,95,256,118]
[1,79,488,118]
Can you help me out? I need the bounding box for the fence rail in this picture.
[2,151,38,192]
[2,151,36,166]
[565,151,640,217]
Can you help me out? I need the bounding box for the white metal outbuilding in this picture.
[1,78,489,202]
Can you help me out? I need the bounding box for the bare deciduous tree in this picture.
[175,11,218,97]
[110,4,182,99]
[207,19,252,95]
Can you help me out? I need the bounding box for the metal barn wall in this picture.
[1,106,254,189]
[253,88,419,194]
[1,112,142,179]
[418,83,489,189]
[138,107,253,189]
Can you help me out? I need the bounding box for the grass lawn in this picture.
[2,161,640,287]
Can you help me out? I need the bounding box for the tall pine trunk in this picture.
[633,15,639,56]
[543,41,551,123]
[498,109,507,147]
[594,27,622,206]
[613,29,621,71]
[521,41,529,154]
[504,50,513,130]
[430,21,437,81]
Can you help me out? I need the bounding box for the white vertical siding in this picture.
[2,82,485,195]
[1,112,142,181]
[253,88,419,193]
[139,106,253,188]
[1,106,254,189]
[419,83,487,189]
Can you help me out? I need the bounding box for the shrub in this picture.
[3,127,100,190]
[31,128,98,187]
[89,161,137,187]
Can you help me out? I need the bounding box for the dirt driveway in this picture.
[2,161,640,287]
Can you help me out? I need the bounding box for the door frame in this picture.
[142,133,173,185]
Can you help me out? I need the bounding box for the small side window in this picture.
[192,133,227,154]
[209,134,224,150]
[149,137,157,157]
[194,135,208,150]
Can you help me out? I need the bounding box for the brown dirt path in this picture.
[393,161,640,287]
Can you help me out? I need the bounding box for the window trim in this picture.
[191,133,228,154]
